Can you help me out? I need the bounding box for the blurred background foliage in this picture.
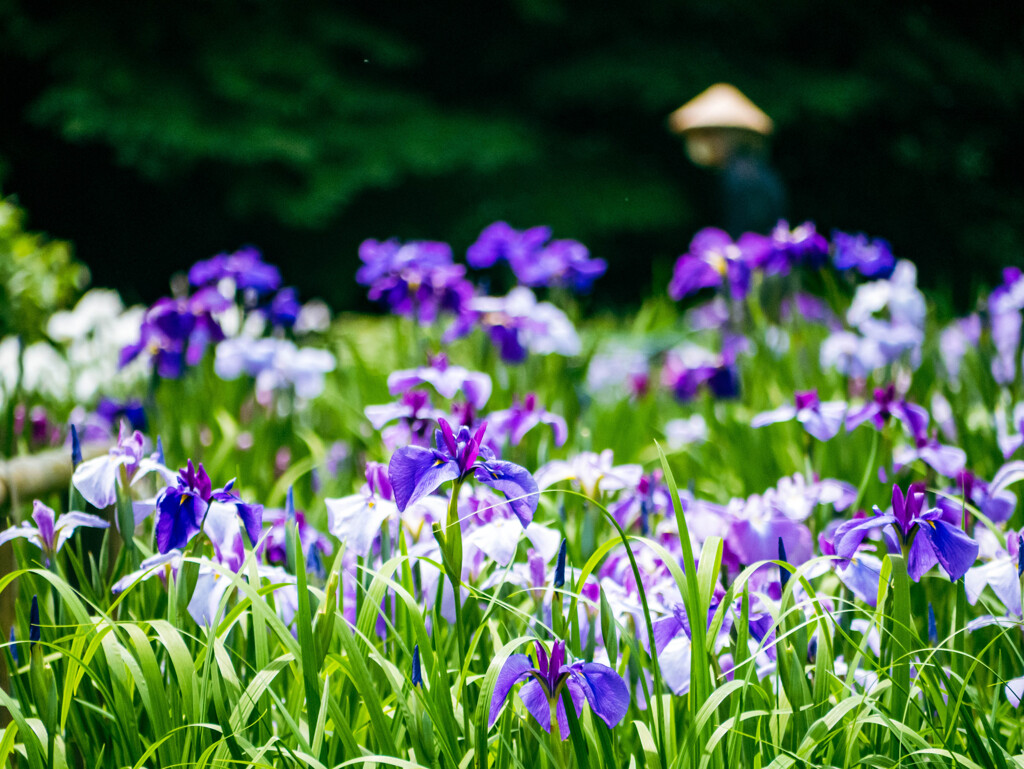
[0,0,1021,311]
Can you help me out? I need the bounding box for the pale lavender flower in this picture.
[964,528,1022,618]
[752,390,847,442]
[0,500,108,562]
[469,287,581,363]
[387,353,492,410]
[72,424,174,510]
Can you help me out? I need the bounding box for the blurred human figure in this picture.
[669,83,787,237]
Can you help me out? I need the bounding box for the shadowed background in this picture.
[1,0,1021,312]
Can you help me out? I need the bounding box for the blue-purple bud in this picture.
[411,643,422,687]
[778,537,790,590]
[70,424,82,468]
[1018,536,1023,579]
[927,603,937,646]
[286,485,296,521]
[8,628,17,665]
[554,539,567,589]
[156,436,165,466]
[29,596,40,648]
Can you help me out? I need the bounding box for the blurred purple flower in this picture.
[485,393,567,448]
[469,287,581,364]
[467,222,606,291]
[189,247,282,295]
[387,353,492,410]
[752,390,847,442]
[965,528,1022,617]
[668,228,757,301]
[831,231,896,279]
[121,289,230,378]
[356,238,475,327]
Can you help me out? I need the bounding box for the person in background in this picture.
[669,83,787,237]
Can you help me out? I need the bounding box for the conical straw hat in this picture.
[668,83,774,135]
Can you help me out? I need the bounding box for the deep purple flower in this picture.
[29,596,40,648]
[752,390,846,442]
[121,289,230,378]
[935,471,1016,526]
[764,221,830,272]
[356,238,476,327]
[188,247,282,295]
[488,639,629,739]
[267,287,301,328]
[154,461,263,554]
[96,398,148,433]
[0,500,109,561]
[388,418,539,527]
[467,222,606,291]
[831,231,896,279]
[668,228,756,302]
[468,222,552,269]
[262,498,332,576]
[833,483,979,582]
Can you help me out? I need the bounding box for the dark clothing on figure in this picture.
[720,153,788,238]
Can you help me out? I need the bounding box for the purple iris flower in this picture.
[262,503,332,576]
[365,390,447,450]
[988,268,1024,385]
[831,231,896,279]
[668,228,758,302]
[388,418,539,527]
[939,315,981,381]
[96,398,147,433]
[743,221,829,275]
[833,483,979,582]
[188,247,282,295]
[154,461,263,554]
[935,471,1016,526]
[845,384,929,434]
[892,431,966,479]
[72,424,173,510]
[752,390,847,442]
[488,639,629,739]
[120,288,230,378]
[467,222,606,291]
[267,287,301,328]
[356,238,476,327]
[387,353,492,410]
[468,222,552,269]
[0,500,109,563]
[468,287,581,364]
[485,393,568,448]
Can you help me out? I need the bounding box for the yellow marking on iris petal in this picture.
[433,459,445,467]
[708,252,729,277]
[926,520,936,528]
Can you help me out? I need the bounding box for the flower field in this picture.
[1,205,1023,768]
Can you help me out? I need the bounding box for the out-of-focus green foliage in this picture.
[0,195,87,340]
[0,1,1021,308]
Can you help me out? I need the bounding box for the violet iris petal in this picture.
[155,487,208,553]
[473,460,539,527]
[912,518,979,582]
[488,653,535,727]
[569,663,631,729]
[388,446,460,512]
